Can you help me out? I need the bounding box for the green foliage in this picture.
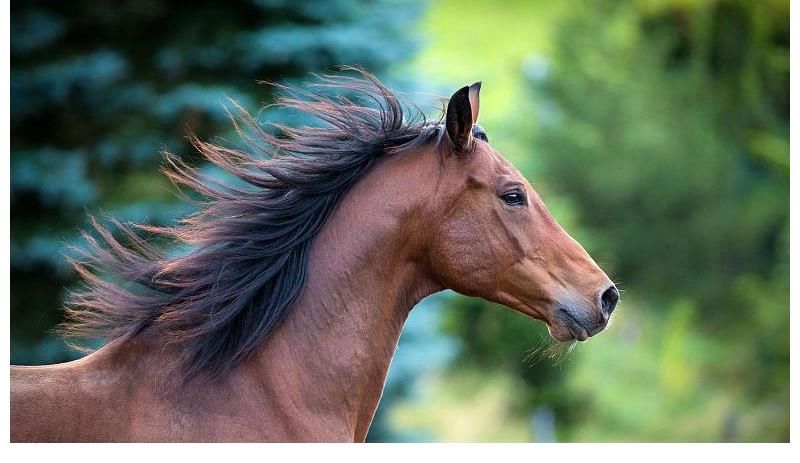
[531,1,788,440]
[409,0,787,442]
[532,0,788,316]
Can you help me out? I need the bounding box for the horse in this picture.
[10,70,619,442]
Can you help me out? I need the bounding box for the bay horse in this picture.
[10,70,619,442]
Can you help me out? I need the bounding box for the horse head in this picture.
[422,83,618,342]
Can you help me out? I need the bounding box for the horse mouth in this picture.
[552,308,602,342]
[509,298,604,342]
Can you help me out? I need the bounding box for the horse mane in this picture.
[59,69,443,381]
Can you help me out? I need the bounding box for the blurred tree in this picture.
[531,0,788,320]
[10,0,423,359]
[535,0,788,441]
[436,0,788,441]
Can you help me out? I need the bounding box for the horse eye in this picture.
[500,191,526,206]
[475,132,488,142]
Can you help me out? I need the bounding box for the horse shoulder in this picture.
[10,337,156,442]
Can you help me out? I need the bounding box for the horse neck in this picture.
[251,146,442,440]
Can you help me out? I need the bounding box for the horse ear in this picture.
[446,82,481,152]
[468,81,481,123]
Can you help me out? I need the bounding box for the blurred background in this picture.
[10,0,788,442]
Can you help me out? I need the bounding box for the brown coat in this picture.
[11,73,616,442]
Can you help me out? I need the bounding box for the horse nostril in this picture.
[600,285,619,316]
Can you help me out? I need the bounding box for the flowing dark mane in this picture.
[60,69,442,381]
